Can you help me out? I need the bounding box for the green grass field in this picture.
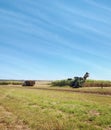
[0,86,111,130]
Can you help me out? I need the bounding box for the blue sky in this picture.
[0,0,111,80]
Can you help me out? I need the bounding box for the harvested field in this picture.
[0,102,30,130]
[0,85,111,130]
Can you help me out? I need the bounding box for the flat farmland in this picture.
[0,86,111,130]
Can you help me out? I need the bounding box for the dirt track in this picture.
[25,87,111,96]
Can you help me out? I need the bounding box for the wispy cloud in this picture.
[84,0,111,12]
[1,0,111,79]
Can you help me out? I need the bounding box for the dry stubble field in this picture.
[0,84,111,130]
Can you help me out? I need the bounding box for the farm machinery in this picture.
[68,72,89,88]
[22,80,35,86]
